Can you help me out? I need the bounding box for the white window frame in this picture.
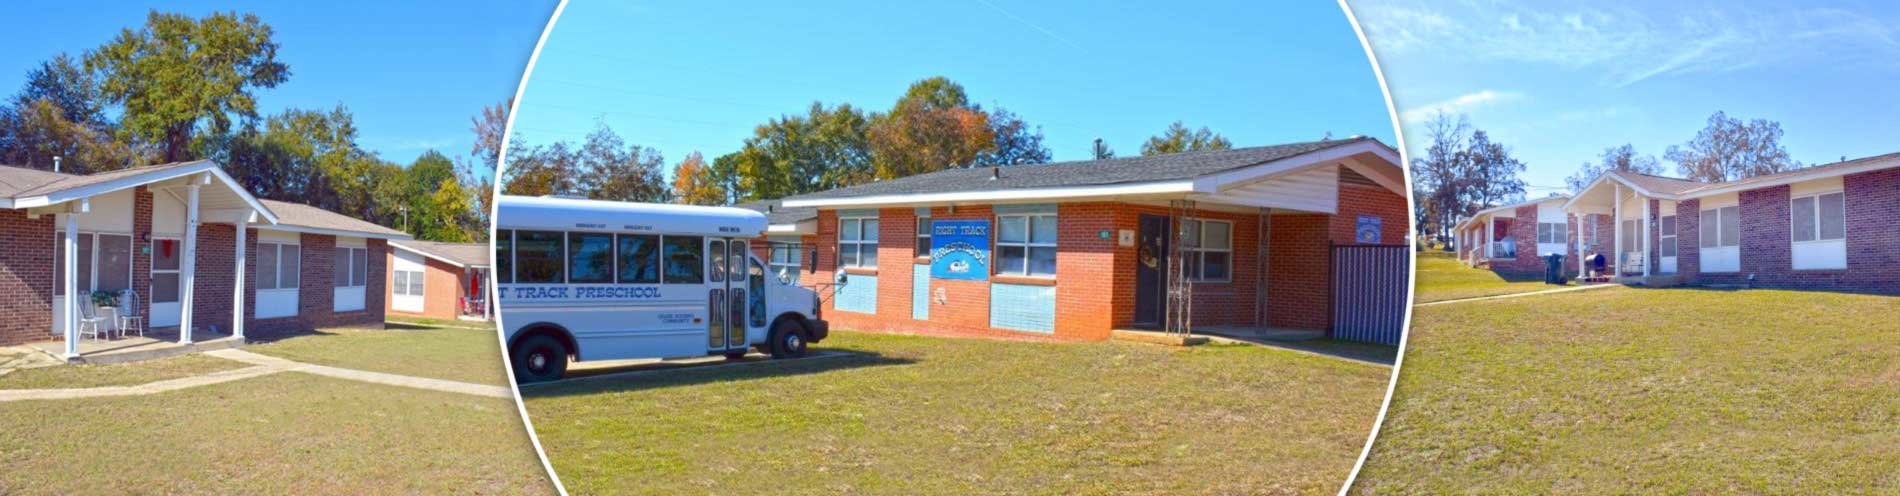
[1789,191,1846,244]
[1699,207,1742,249]
[1182,218,1233,283]
[333,247,368,288]
[256,242,302,291]
[1658,215,1677,258]
[915,216,933,258]
[994,213,1057,278]
[393,269,426,296]
[838,214,879,269]
[1536,222,1566,244]
[54,231,135,297]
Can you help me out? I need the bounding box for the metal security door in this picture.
[1330,244,1409,345]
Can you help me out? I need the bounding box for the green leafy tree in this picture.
[1140,121,1231,156]
[500,140,578,197]
[86,10,290,162]
[732,102,872,200]
[577,122,669,202]
[974,107,1050,166]
[0,54,142,172]
[398,150,477,242]
[867,77,995,178]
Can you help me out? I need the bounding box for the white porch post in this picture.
[483,270,495,321]
[179,184,200,344]
[1641,195,1652,277]
[1484,216,1494,259]
[233,216,248,340]
[1574,213,1586,279]
[1612,184,1622,276]
[61,210,79,359]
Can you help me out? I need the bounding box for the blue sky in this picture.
[511,1,1396,179]
[2,1,557,176]
[1350,0,1900,196]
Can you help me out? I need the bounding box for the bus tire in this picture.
[769,320,809,359]
[512,334,568,383]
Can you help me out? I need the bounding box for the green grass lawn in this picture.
[0,354,249,390]
[0,372,550,494]
[524,330,1391,495]
[1411,250,1564,303]
[1355,287,1900,493]
[246,324,506,385]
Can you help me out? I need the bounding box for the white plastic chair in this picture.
[76,301,112,341]
[117,289,145,338]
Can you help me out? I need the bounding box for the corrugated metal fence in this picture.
[1331,245,1410,345]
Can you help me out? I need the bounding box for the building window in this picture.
[996,213,1056,277]
[513,231,564,283]
[1698,206,1741,248]
[1182,218,1232,282]
[393,269,425,296]
[1536,222,1566,244]
[1658,215,1677,258]
[616,234,661,284]
[662,235,705,284]
[257,242,302,290]
[839,215,879,268]
[567,232,614,284]
[333,247,368,288]
[915,216,933,258]
[1790,192,1845,243]
[54,233,132,296]
[496,229,513,284]
[769,240,802,283]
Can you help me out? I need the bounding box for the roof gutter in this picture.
[259,224,414,241]
[780,179,1200,208]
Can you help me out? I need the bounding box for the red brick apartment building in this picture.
[758,138,1411,344]
[1455,152,1900,294]
[386,241,493,321]
[0,161,410,359]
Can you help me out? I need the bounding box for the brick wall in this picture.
[1266,213,1330,331]
[133,187,153,326]
[1677,199,1702,277]
[0,210,55,346]
[386,254,466,321]
[248,232,387,338]
[194,224,236,332]
[1490,205,1544,274]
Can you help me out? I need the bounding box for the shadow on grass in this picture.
[241,328,343,345]
[383,322,439,331]
[519,350,913,399]
[1623,283,1899,298]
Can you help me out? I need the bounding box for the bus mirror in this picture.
[808,248,818,274]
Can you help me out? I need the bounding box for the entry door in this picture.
[150,237,183,327]
[1133,215,1170,328]
[705,238,750,353]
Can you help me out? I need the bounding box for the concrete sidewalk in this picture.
[1415,283,1618,307]
[0,349,512,402]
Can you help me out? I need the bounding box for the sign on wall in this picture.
[1356,215,1383,244]
[930,219,990,280]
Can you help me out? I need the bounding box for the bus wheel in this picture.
[769,320,809,359]
[512,335,568,383]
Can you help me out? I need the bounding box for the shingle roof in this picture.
[393,240,489,267]
[1609,170,1705,195]
[784,137,1384,202]
[261,199,409,238]
[1605,151,1900,197]
[0,161,207,199]
[732,199,816,226]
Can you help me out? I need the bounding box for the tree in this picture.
[20,54,106,126]
[1140,121,1232,156]
[500,140,577,197]
[1460,129,1527,212]
[1565,144,1662,192]
[398,150,477,242]
[867,77,995,178]
[0,54,141,172]
[671,151,724,205]
[576,122,669,202]
[86,10,290,162]
[1091,138,1115,160]
[708,151,746,204]
[1407,112,1469,244]
[973,107,1050,166]
[215,106,370,213]
[465,99,510,230]
[1664,111,1799,182]
[732,102,872,200]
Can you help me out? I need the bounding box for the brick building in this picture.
[773,138,1410,342]
[1451,195,1579,275]
[387,241,493,321]
[0,161,411,358]
[1458,152,1900,294]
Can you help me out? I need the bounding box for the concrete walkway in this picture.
[0,349,511,402]
[1414,283,1619,307]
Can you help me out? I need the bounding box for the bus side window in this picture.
[496,229,513,284]
[616,234,660,284]
[515,230,565,283]
[749,259,766,328]
[708,240,726,283]
[662,236,704,284]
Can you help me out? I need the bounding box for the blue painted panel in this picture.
[989,283,1055,333]
[834,271,878,314]
[912,264,930,320]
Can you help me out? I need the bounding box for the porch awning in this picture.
[0,160,278,224]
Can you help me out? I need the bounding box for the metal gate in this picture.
[1330,244,1409,345]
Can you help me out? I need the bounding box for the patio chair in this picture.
[76,301,111,342]
[117,289,145,338]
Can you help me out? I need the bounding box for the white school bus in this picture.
[494,195,828,382]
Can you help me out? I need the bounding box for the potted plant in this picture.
[90,290,118,310]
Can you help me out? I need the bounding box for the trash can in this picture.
[1544,254,1568,285]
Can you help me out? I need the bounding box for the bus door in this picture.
[706,238,751,354]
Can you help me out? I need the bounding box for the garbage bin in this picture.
[1544,254,1568,285]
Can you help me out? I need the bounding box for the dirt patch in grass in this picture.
[1355,287,1900,493]
[0,354,248,390]
[0,372,549,494]
[1412,251,1566,303]
[247,326,507,385]
[524,330,1391,495]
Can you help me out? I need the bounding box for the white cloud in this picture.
[1353,1,1900,87]
[1400,89,1523,123]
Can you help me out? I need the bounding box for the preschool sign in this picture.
[930,219,990,280]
